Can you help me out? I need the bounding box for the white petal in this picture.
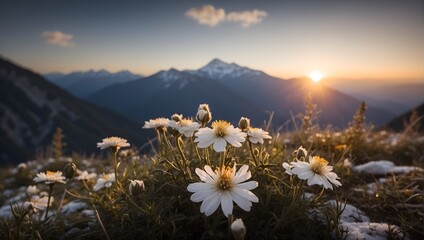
[296,170,314,180]
[307,174,322,186]
[201,192,221,216]
[233,188,259,203]
[196,136,216,148]
[327,175,342,187]
[190,189,216,202]
[204,165,218,180]
[195,168,214,183]
[230,191,252,211]
[233,165,251,184]
[224,135,243,147]
[213,138,227,152]
[291,162,309,170]
[235,181,258,191]
[221,191,234,217]
[187,182,214,192]
[320,175,333,189]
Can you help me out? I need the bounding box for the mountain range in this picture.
[0,57,151,165]
[44,69,142,98]
[324,79,424,115]
[88,59,395,128]
[384,102,424,132]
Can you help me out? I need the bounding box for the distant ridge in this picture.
[89,58,395,128]
[44,69,142,98]
[383,102,424,132]
[0,56,151,165]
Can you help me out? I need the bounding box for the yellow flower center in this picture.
[310,156,328,175]
[46,171,55,176]
[217,166,233,190]
[180,119,191,127]
[103,174,110,180]
[212,120,230,137]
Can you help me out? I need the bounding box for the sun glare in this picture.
[309,71,324,83]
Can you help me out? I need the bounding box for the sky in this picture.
[0,0,423,82]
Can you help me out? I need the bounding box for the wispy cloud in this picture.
[185,5,268,28]
[185,5,225,27]
[41,31,75,47]
[226,10,267,28]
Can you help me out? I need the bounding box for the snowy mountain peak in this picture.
[157,68,185,82]
[190,58,263,79]
[67,69,112,79]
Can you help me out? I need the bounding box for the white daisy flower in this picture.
[291,156,342,190]
[169,118,201,137]
[27,185,40,195]
[143,118,170,130]
[33,171,66,185]
[187,164,259,217]
[76,170,97,181]
[24,195,52,212]
[247,128,272,144]
[97,136,130,150]
[194,120,246,152]
[93,173,115,191]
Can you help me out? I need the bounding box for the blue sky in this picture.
[0,0,423,81]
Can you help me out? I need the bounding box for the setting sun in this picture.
[309,71,324,83]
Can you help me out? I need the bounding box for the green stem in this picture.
[248,141,258,166]
[91,203,111,240]
[176,136,192,179]
[113,149,121,188]
[163,132,188,183]
[55,187,67,220]
[16,208,31,240]
[191,137,203,164]
[44,184,54,220]
[220,151,226,169]
[156,129,163,157]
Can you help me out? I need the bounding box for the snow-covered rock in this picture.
[61,201,87,215]
[353,160,423,175]
[327,200,370,223]
[339,222,407,240]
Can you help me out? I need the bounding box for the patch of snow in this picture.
[0,205,13,218]
[61,201,87,215]
[322,200,408,239]
[339,222,407,240]
[327,200,370,223]
[353,160,423,175]
[81,209,95,218]
[157,69,183,83]
[365,178,387,195]
[188,58,262,80]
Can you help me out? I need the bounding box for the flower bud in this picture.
[196,104,212,124]
[63,163,77,179]
[238,117,250,131]
[231,218,246,240]
[129,180,145,197]
[171,113,183,122]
